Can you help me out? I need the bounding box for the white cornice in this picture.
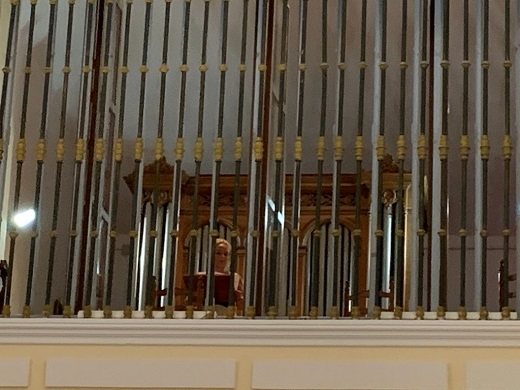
[1,318,520,347]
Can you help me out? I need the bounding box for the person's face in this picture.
[214,243,229,273]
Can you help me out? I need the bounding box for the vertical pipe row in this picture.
[457,0,470,318]
[394,0,408,317]
[478,0,489,318]
[372,0,388,318]
[287,0,308,319]
[126,0,152,315]
[25,0,58,317]
[185,0,210,318]
[245,0,269,319]
[206,0,231,316]
[309,0,328,319]
[414,0,428,318]
[46,0,76,317]
[267,0,289,319]
[4,0,38,317]
[330,0,347,319]
[84,0,114,316]
[105,0,132,315]
[437,0,449,315]
[143,0,172,319]
[64,0,96,316]
[500,0,512,316]
[167,0,191,316]
[226,0,250,319]
[351,0,368,318]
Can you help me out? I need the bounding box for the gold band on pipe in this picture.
[194,137,203,162]
[199,64,208,72]
[234,137,242,161]
[175,137,184,161]
[316,136,325,160]
[95,138,104,162]
[114,138,123,161]
[16,138,26,162]
[480,135,490,160]
[36,138,46,161]
[155,137,164,161]
[417,134,427,160]
[438,134,448,160]
[254,137,263,161]
[75,139,85,161]
[376,136,385,160]
[274,137,283,161]
[56,138,65,161]
[459,135,470,159]
[159,63,169,73]
[218,64,227,72]
[334,136,343,160]
[214,137,223,162]
[294,136,302,161]
[396,135,406,161]
[355,136,363,161]
[134,137,143,160]
[502,135,512,160]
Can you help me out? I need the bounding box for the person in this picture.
[196,238,244,314]
[213,237,243,297]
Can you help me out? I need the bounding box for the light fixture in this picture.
[13,209,36,228]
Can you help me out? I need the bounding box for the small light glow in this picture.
[13,209,36,228]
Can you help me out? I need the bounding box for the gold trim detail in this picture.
[334,136,343,160]
[355,136,363,160]
[155,137,164,161]
[175,137,184,161]
[214,137,223,161]
[194,137,203,161]
[75,138,85,161]
[36,138,46,161]
[254,137,263,161]
[417,134,427,159]
[502,135,512,160]
[480,135,490,160]
[114,138,123,161]
[438,134,448,160]
[294,136,302,161]
[159,63,169,73]
[459,135,470,159]
[56,138,65,161]
[274,137,283,160]
[16,138,26,162]
[234,137,242,161]
[95,138,104,162]
[135,138,144,160]
[316,136,325,160]
[396,135,406,160]
[376,136,385,160]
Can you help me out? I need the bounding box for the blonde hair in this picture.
[215,238,231,272]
